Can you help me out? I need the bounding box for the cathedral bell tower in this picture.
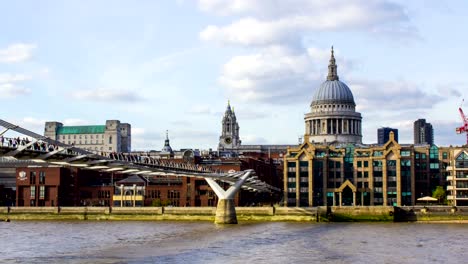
[218,101,241,150]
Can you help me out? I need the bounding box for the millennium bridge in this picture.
[0,119,279,224]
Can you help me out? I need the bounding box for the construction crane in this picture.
[456,100,468,144]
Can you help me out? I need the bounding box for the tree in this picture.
[432,186,446,204]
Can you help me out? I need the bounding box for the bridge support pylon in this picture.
[205,170,253,224]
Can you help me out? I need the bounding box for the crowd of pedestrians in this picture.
[0,135,217,174]
[1,136,60,152]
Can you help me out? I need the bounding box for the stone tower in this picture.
[218,101,241,150]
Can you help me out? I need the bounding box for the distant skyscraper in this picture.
[378,127,398,144]
[414,119,434,145]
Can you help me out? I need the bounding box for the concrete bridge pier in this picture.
[205,170,253,224]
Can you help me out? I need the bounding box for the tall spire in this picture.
[225,100,232,115]
[162,129,173,153]
[327,46,339,81]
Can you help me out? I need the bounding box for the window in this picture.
[30,186,36,198]
[109,136,112,144]
[401,150,410,157]
[39,171,45,184]
[39,186,45,199]
[30,171,36,184]
[456,152,468,168]
[373,151,383,157]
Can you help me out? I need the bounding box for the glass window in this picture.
[30,171,36,184]
[39,186,45,199]
[443,152,448,159]
[39,171,45,184]
[30,186,36,198]
[401,150,411,157]
[364,161,369,167]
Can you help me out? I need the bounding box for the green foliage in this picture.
[150,199,171,207]
[432,186,446,204]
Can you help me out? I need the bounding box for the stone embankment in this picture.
[2,206,468,222]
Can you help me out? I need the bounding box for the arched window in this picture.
[109,136,112,144]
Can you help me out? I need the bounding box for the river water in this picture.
[1,221,467,263]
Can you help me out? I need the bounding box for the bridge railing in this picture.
[0,135,220,174]
[0,119,280,192]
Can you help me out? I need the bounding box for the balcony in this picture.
[447,195,454,200]
[447,186,454,190]
[446,176,454,181]
[113,195,144,201]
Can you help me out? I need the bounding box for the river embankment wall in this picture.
[2,206,468,222]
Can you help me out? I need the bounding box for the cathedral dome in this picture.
[311,80,355,106]
[311,46,355,106]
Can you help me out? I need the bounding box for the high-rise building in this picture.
[44,120,131,153]
[304,46,362,144]
[378,127,399,144]
[414,119,434,145]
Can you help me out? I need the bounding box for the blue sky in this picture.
[1,0,467,150]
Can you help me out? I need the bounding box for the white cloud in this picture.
[0,43,36,63]
[0,83,31,98]
[241,134,269,144]
[350,80,444,112]
[219,46,320,104]
[0,73,31,84]
[70,88,145,102]
[187,105,215,115]
[62,119,90,126]
[199,0,413,46]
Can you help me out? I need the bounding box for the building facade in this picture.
[414,119,434,145]
[378,127,399,144]
[44,120,131,153]
[446,148,468,206]
[284,132,453,207]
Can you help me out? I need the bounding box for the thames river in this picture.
[1,221,467,263]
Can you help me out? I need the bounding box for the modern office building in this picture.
[446,148,468,206]
[378,127,399,144]
[44,120,131,153]
[414,119,434,145]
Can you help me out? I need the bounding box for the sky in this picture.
[1,0,467,151]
